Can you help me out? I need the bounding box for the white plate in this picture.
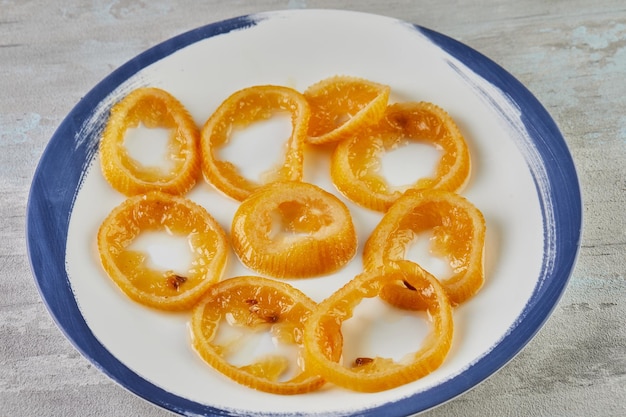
[27,9,582,416]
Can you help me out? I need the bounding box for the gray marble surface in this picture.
[1,1,625,416]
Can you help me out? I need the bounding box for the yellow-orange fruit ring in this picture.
[97,191,228,311]
[99,87,201,196]
[200,85,310,202]
[190,275,331,395]
[363,189,486,306]
[303,261,453,393]
[378,263,433,311]
[231,181,357,278]
[304,75,391,145]
[331,101,471,212]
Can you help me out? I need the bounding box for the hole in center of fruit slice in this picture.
[128,230,193,277]
[124,123,176,173]
[219,112,292,183]
[379,140,442,188]
[404,230,454,280]
[341,297,431,366]
[215,317,301,382]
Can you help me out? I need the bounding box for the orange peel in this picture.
[97,191,228,310]
[200,85,310,201]
[331,101,470,212]
[363,189,486,305]
[99,87,201,196]
[231,181,357,278]
[190,275,330,395]
[302,261,453,392]
[304,75,390,145]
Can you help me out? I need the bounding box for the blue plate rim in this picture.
[26,9,582,417]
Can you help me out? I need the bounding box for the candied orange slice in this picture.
[231,181,357,278]
[363,189,486,305]
[378,266,433,311]
[190,275,330,395]
[303,261,453,392]
[99,87,201,196]
[304,75,390,145]
[331,102,471,212]
[97,191,228,310]
[200,85,310,201]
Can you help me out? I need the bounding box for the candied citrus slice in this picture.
[378,265,433,311]
[363,189,486,305]
[99,87,201,196]
[303,261,453,392]
[200,85,310,201]
[190,275,330,395]
[97,191,228,310]
[231,181,357,278]
[304,75,390,145]
[331,101,470,212]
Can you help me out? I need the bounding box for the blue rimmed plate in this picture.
[27,9,581,416]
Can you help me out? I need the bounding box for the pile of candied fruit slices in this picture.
[96,75,486,395]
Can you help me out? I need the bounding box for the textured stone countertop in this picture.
[1,1,624,416]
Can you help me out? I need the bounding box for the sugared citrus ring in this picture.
[363,189,486,306]
[378,264,433,311]
[303,261,453,393]
[231,181,357,278]
[331,101,471,212]
[190,275,330,395]
[304,75,390,145]
[97,191,228,310]
[200,85,310,201]
[99,87,201,196]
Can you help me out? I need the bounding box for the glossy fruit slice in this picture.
[304,75,390,145]
[331,102,470,212]
[363,189,486,305]
[378,265,433,311]
[97,191,228,310]
[200,85,310,201]
[190,275,329,395]
[99,87,201,196]
[303,261,453,392]
[231,181,357,278]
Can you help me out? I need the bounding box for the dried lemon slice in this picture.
[331,102,471,212]
[363,189,486,305]
[97,191,228,310]
[304,75,390,145]
[303,261,453,392]
[190,275,329,395]
[99,87,201,196]
[200,85,310,201]
[231,181,357,278]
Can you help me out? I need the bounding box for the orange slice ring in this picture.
[231,181,357,278]
[190,275,330,395]
[97,191,228,311]
[378,263,433,311]
[303,261,453,393]
[304,75,390,145]
[331,101,471,212]
[99,87,201,196]
[363,189,486,306]
[200,85,310,201]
